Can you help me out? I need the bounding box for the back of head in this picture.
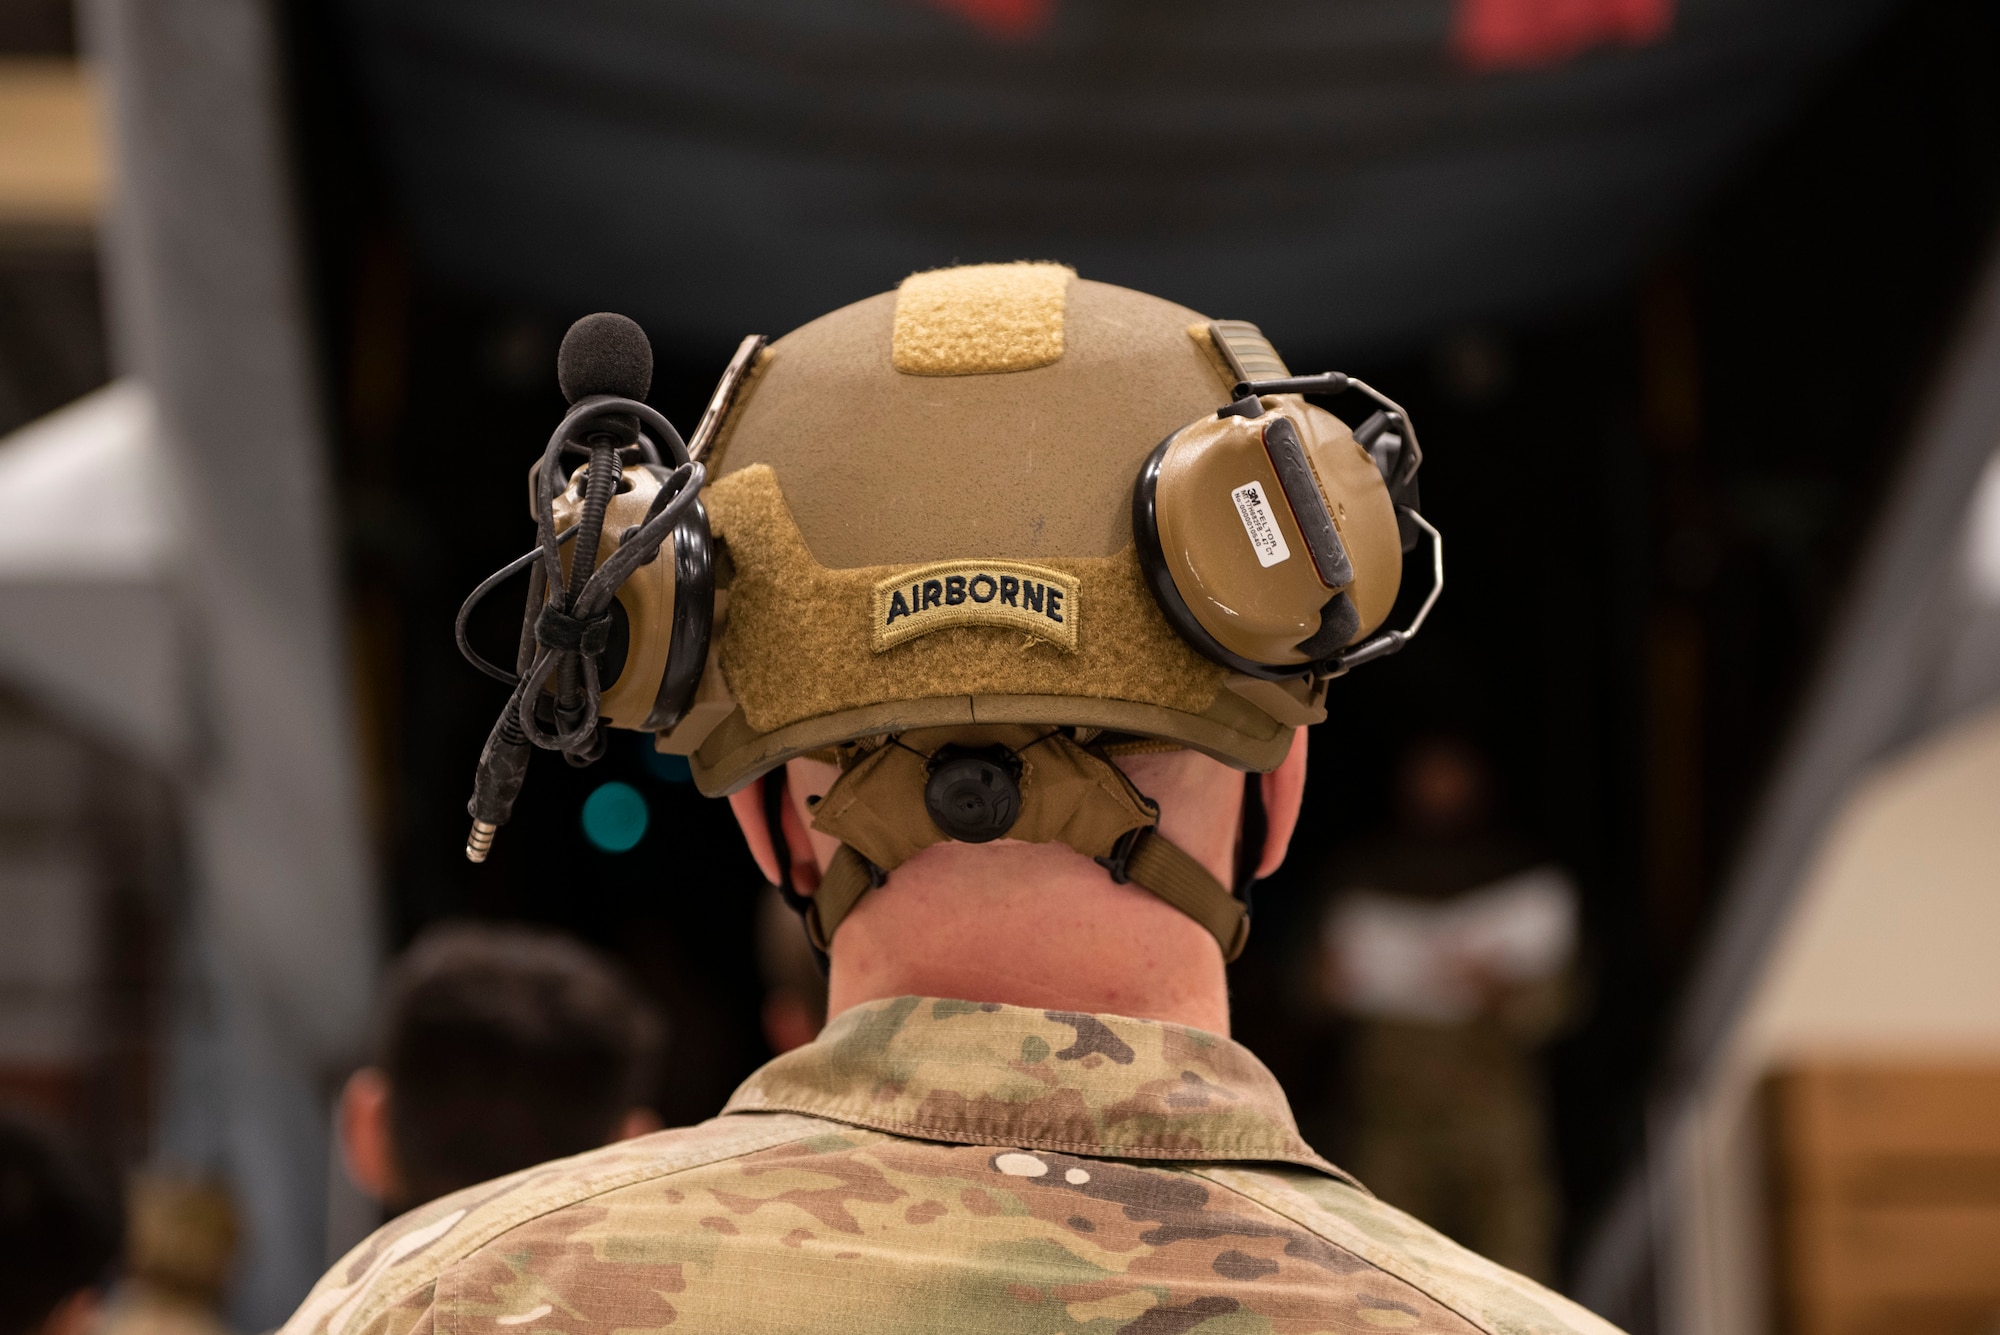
[375,922,661,1208]
[677,263,1423,968]
[459,262,1432,994]
[0,1114,120,1335]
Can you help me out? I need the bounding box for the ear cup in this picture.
[550,466,715,731]
[1134,435,1274,678]
[1133,397,1402,679]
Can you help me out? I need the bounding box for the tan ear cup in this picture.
[548,461,714,730]
[1133,396,1402,679]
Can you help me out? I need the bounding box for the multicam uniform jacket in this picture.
[285,997,1623,1335]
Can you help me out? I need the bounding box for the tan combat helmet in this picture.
[640,263,1436,960]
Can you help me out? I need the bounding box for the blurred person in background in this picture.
[1314,735,1580,1281]
[97,1176,238,1335]
[0,1113,121,1335]
[337,922,664,1217]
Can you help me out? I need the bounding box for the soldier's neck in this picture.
[824,838,1232,1035]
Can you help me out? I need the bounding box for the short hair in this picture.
[0,1114,121,1335]
[374,922,662,1209]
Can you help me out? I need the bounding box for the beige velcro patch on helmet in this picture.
[702,464,1224,737]
[872,560,1079,653]
[892,262,1074,375]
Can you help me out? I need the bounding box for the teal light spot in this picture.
[581,781,648,852]
[1020,1035,1050,1064]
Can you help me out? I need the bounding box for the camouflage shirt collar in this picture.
[723,996,1350,1181]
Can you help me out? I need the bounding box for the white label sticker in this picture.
[1231,481,1291,568]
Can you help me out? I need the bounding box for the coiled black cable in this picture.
[459,395,703,861]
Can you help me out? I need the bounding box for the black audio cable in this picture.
[457,315,704,863]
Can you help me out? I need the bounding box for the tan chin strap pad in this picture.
[806,845,887,955]
[800,725,1250,962]
[1117,831,1252,961]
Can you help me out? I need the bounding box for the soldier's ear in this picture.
[775,769,827,897]
[1255,728,1309,880]
[727,771,824,895]
[727,777,784,884]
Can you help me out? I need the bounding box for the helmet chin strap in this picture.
[785,725,1254,963]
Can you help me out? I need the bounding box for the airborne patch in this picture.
[871,560,1079,653]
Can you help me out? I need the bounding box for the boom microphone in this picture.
[557,312,653,403]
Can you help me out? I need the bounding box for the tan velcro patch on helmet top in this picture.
[892,262,1074,375]
[872,561,1079,653]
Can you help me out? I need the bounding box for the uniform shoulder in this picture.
[1193,1165,1627,1335]
[280,1113,825,1335]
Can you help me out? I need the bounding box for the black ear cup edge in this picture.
[640,498,715,731]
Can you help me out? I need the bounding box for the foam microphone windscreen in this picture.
[557,313,653,404]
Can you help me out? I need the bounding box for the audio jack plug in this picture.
[465,704,533,862]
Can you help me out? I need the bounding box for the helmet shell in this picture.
[670,266,1376,793]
